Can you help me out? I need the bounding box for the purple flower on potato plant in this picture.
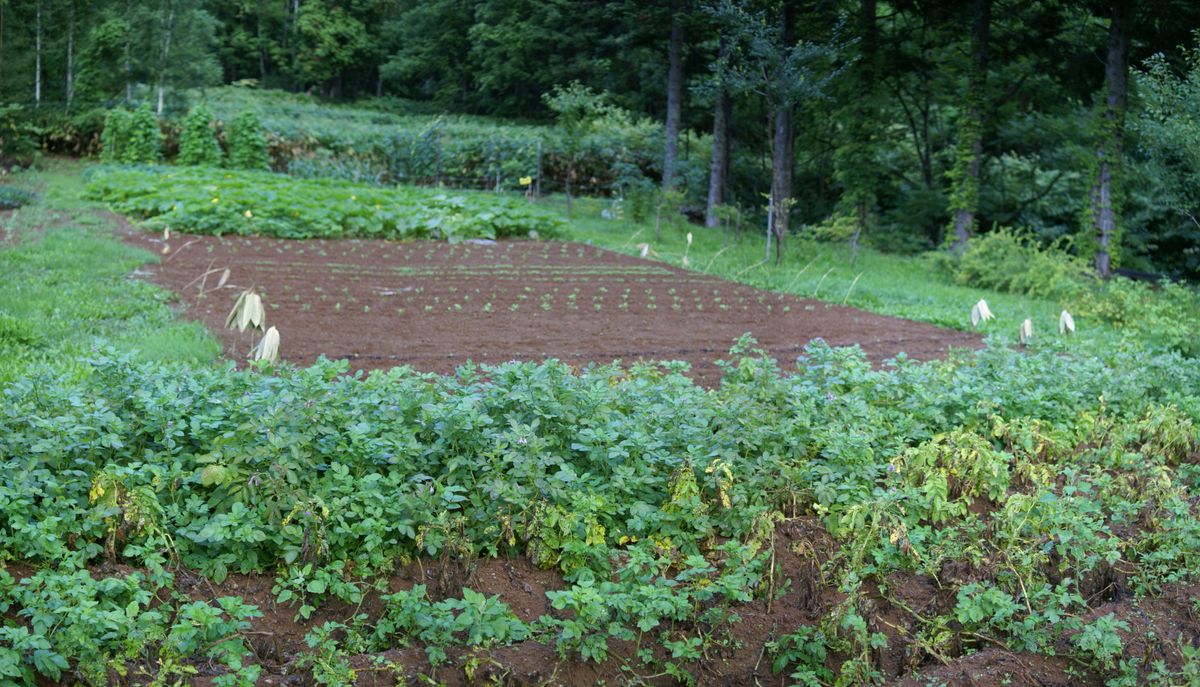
[248,474,261,487]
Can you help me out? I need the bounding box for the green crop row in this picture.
[84,165,565,241]
[2,335,1200,683]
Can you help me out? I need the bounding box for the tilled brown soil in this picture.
[118,229,981,384]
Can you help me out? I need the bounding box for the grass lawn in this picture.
[556,195,1143,360]
[0,160,218,383]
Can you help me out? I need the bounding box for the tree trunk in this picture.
[848,0,878,256]
[769,0,796,264]
[124,0,132,102]
[289,0,301,91]
[705,37,730,228]
[1091,1,1129,279]
[949,0,991,253]
[34,0,42,108]
[771,103,792,264]
[156,0,175,115]
[257,1,267,82]
[1,3,6,97]
[662,2,684,191]
[66,3,75,110]
[124,37,132,102]
[566,161,574,219]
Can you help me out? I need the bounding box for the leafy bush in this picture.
[225,110,268,170]
[177,106,222,166]
[375,586,530,665]
[0,104,41,162]
[806,211,860,243]
[86,165,565,240]
[1072,277,1200,356]
[122,105,161,164]
[0,186,34,210]
[949,227,1089,298]
[99,109,132,163]
[0,567,262,686]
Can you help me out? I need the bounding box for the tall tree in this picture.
[662,0,685,190]
[948,0,992,253]
[712,0,836,264]
[705,32,731,228]
[1090,0,1129,278]
[64,0,75,109]
[380,0,476,111]
[769,0,796,256]
[0,2,6,102]
[155,0,176,113]
[835,0,880,259]
[34,0,42,107]
[124,0,134,101]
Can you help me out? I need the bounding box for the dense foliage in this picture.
[1,338,1199,683]
[4,1,1200,277]
[176,106,222,167]
[0,186,33,210]
[85,165,566,241]
[224,110,268,171]
[195,87,706,198]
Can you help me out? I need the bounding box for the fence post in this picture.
[434,129,442,186]
[494,142,502,192]
[535,139,543,200]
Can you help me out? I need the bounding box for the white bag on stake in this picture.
[250,326,280,363]
[1059,310,1075,335]
[971,299,994,328]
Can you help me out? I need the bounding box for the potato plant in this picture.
[2,334,1200,683]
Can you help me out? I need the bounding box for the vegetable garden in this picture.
[1,158,1199,687]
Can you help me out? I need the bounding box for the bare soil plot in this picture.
[119,230,981,384]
